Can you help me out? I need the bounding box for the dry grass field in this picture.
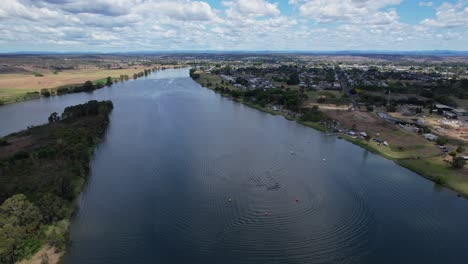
[0,66,149,91]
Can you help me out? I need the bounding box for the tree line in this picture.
[0,100,113,263]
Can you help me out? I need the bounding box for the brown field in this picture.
[323,109,441,158]
[0,66,150,91]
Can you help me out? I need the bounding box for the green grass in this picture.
[0,88,40,105]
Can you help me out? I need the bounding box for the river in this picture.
[1,68,468,263]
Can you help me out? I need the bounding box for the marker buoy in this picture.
[228,198,232,202]
[295,199,299,203]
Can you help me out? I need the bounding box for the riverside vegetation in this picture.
[190,69,467,196]
[0,100,113,263]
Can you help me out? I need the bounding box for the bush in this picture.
[300,106,324,122]
[456,145,465,153]
[436,137,448,146]
[40,89,51,97]
[452,157,466,169]
[0,138,10,146]
[434,175,447,185]
[13,151,30,160]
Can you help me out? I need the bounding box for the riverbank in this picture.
[0,65,182,106]
[192,73,468,197]
[0,100,113,264]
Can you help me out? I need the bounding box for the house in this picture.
[423,133,438,141]
[452,108,468,117]
[433,104,453,112]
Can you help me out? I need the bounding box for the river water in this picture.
[1,68,468,263]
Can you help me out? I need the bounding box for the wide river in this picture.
[1,68,468,263]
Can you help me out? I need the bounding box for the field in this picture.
[0,54,184,105]
[0,67,151,104]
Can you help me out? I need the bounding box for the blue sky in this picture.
[0,0,467,52]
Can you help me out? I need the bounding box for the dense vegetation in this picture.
[0,100,113,263]
[214,87,308,112]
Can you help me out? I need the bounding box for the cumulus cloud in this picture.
[293,0,402,24]
[223,0,280,17]
[0,0,466,51]
[421,2,468,28]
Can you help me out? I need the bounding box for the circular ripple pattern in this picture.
[155,149,377,264]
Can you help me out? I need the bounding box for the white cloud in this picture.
[223,0,280,17]
[294,0,401,23]
[0,0,466,51]
[421,2,468,28]
[418,1,433,7]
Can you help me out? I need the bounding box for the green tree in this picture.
[452,157,466,169]
[40,89,51,97]
[436,137,448,146]
[83,80,95,92]
[48,112,60,123]
[106,76,113,86]
[456,145,465,153]
[287,72,300,85]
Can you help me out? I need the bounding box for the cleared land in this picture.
[0,66,151,104]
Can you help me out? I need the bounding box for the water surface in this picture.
[1,68,467,263]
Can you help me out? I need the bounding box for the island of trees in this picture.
[0,100,113,263]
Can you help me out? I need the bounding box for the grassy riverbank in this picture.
[193,72,468,197]
[0,100,113,263]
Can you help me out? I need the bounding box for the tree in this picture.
[287,72,300,85]
[48,112,60,123]
[456,145,465,153]
[40,89,51,97]
[0,194,42,230]
[436,137,448,146]
[106,76,113,86]
[83,80,95,92]
[452,157,466,169]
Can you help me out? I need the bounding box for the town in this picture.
[188,53,468,194]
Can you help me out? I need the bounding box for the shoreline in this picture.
[0,65,183,106]
[0,101,114,264]
[193,76,468,198]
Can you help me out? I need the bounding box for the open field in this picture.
[0,66,153,104]
[323,110,442,158]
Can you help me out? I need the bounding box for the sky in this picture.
[0,0,467,52]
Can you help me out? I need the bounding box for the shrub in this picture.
[40,89,51,97]
[456,145,465,153]
[0,138,10,146]
[452,157,466,169]
[300,106,324,122]
[436,137,448,146]
[13,151,30,160]
[434,175,447,185]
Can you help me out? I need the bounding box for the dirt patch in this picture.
[16,246,63,264]
[0,135,36,159]
[324,109,441,158]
